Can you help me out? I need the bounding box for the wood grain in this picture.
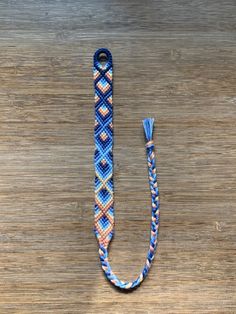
[0,0,235,313]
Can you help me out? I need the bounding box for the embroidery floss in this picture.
[93,48,160,290]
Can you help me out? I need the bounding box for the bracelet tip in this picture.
[143,118,155,142]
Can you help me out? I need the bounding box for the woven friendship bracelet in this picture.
[93,48,160,290]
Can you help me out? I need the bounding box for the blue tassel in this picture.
[143,118,154,142]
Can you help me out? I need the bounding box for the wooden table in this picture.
[0,1,235,313]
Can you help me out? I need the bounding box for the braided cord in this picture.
[93,48,160,290]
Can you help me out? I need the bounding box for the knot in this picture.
[146,140,154,149]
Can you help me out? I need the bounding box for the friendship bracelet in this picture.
[93,48,160,290]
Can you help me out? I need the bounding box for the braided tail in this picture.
[98,118,160,290]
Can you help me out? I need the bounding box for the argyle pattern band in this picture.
[93,48,160,290]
